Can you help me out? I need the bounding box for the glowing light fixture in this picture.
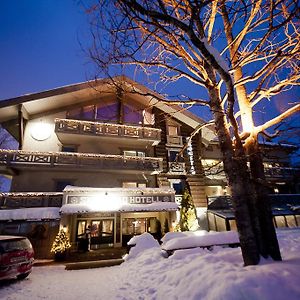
[31,121,52,141]
[85,192,123,212]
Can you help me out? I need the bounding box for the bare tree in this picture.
[85,0,300,265]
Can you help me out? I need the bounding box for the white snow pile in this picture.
[124,232,160,261]
[161,230,239,251]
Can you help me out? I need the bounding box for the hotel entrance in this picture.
[90,219,114,248]
[60,186,178,252]
[76,217,115,250]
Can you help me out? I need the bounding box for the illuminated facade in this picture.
[0,77,297,257]
[0,77,214,256]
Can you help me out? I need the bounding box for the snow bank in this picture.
[162,230,239,251]
[124,232,160,261]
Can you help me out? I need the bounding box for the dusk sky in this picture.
[0,1,93,100]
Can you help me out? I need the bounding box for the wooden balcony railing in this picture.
[0,192,63,208]
[0,150,163,174]
[55,118,161,145]
[264,167,298,178]
[166,135,183,146]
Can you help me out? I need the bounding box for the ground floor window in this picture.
[91,219,114,244]
[76,219,114,250]
[121,217,160,244]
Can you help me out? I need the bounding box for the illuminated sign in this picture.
[67,194,174,205]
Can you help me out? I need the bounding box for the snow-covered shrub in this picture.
[124,232,160,261]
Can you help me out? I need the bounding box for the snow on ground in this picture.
[1,228,300,300]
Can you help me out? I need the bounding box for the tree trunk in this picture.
[246,138,282,261]
[208,84,260,266]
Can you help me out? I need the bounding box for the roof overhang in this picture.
[0,76,211,132]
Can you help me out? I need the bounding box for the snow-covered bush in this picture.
[124,232,160,261]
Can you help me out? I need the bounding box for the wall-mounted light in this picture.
[31,121,52,141]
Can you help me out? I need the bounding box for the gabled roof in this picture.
[0,76,208,131]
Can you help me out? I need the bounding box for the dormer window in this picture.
[166,122,182,146]
[168,125,179,136]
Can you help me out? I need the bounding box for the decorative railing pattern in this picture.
[0,150,163,173]
[168,162,186,174]
[0,192,63,208]
[166,135,183,146]
[55,118,161,143]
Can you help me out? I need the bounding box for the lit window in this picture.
[143,109,155,125]
[76,221,86,240]
[123,182,138,188]
[122,182,147,188]
[123,150,145,157]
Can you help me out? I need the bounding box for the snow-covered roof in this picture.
[63,185,174,194]
[60,202,178,214]
[0,207,61,221]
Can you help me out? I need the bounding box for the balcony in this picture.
[0,192,63,208]
[168,162,186,175]
[166,135,183,147]
[55,118,161,146]
[264,167,298,179]
[0,150,163,174]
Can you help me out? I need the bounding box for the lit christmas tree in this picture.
[179,187,199,231]
[51,229,71,255]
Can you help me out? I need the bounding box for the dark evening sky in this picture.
[0,0,93,100]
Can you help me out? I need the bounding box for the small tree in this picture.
[179,188,198,232]
[51,229,71,257]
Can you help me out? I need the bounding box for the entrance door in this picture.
[90,219,114,249]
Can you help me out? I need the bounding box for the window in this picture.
[67,105,95,120]
[76,221,86,240]
[61,145,77,153]
[123,104,143,124]
[122,182,147,188]
[169,179,185,194]
[66,101,153,126]
[143,109,155,125]
[96,103,119,122]
[91,219,114,246]
[168,150,184,162]
[168,125,179,136]
[123,150,146,157]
